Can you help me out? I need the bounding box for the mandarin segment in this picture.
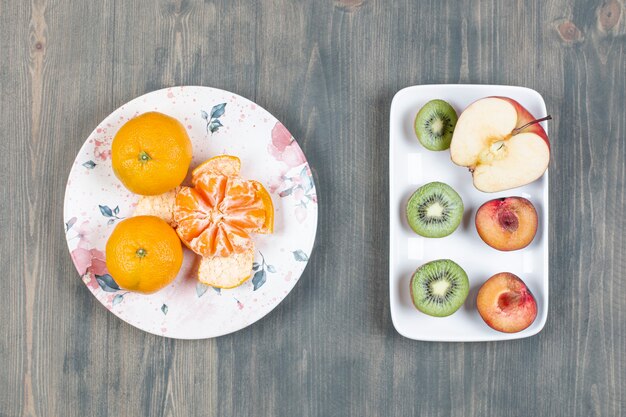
[218,177,266,230]
[190,217,253,257]
[252,181,274,234]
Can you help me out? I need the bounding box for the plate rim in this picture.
[388,83,549,342]
[63,85,318,339]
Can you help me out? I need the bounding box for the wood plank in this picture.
[0,3,29,417]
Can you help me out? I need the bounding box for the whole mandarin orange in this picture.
[105,216,183,294]
[111,112,192,195]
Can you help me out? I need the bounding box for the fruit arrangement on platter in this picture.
[406,96,550,333]
[105,112,274,294]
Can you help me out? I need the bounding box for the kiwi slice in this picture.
[406,182,463,238]
[414,99,458,151]
[410,259,469,317]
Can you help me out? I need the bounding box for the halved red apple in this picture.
[450,97,551,192]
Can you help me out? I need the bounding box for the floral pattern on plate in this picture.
[64,86,318,339]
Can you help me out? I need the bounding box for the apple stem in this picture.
[513,115,552,134]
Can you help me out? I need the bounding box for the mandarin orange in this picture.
[173,155,273,258]
[105,216,183,294]
[111,112,192,195]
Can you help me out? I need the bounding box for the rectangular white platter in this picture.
[389,84,549,342]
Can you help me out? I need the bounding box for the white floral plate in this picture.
[64,86,318,339]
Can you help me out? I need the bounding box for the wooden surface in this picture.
[1,0,625,416]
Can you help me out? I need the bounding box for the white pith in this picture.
[427,202,444,217]
[431,280,450,296]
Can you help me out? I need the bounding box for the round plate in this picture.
[64,86,318,339]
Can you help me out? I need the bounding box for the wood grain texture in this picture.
[0,0,624,416]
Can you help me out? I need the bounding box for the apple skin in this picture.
[475,197,538,251]
[477,272,537,333]
[450,96,551,192]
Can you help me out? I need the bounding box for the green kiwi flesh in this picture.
[414,99,458,151]
[410,259,469,317]
[406,182,463,238]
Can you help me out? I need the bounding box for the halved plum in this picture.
[477,272,537,333]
